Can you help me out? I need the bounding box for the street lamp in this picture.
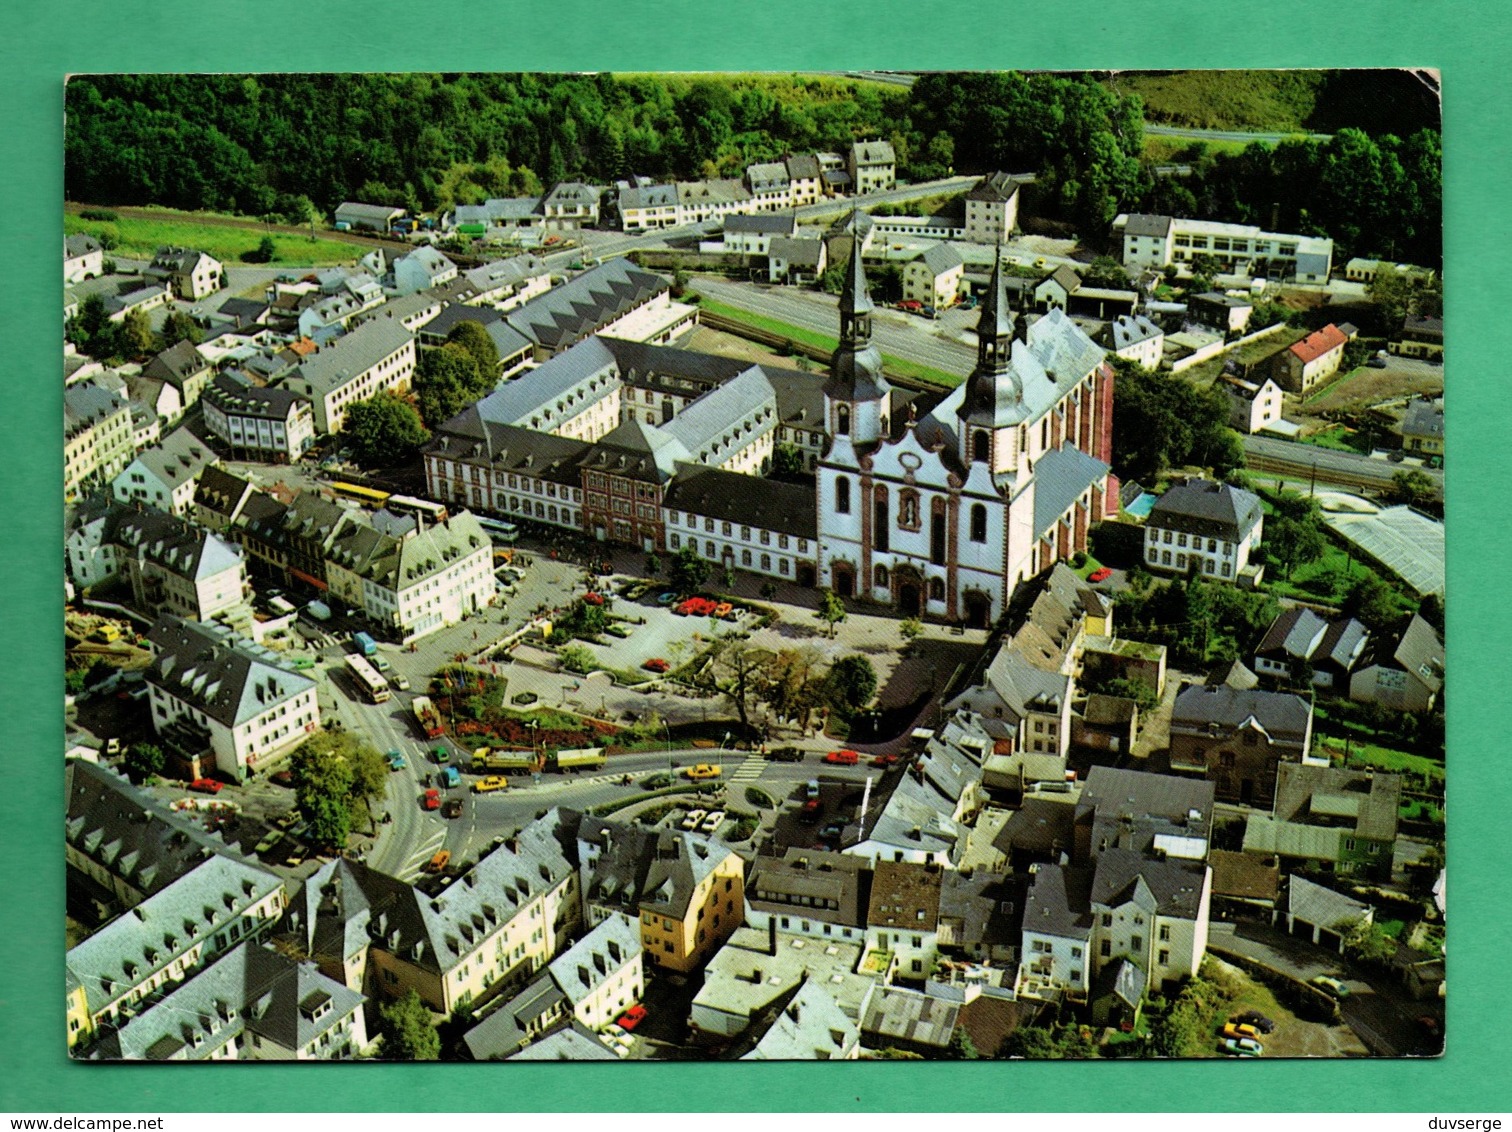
[721,730,731,775]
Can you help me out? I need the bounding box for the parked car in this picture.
[391,673,411,692]
[421,788,441,811]
[820,821,845,840]
[680,809,707,831]
[643,658,670,673]
[700,810,725,834]
[899,300,923,313]
[824,749,859,765]
[805,779,821,799]
[1088,566,1113,583]
[618,1005,647,1031]
[442,799,464,819]
[1233,1011,1276,1034]
[426,849,451,872]
[1220,1037,1263,1057]
[869,753,900,768]
[1311,975,1350,997]
[770,747,805,762]
[387,751,407,772]
[684,764,722,781]
[188,778,223,795]
[1221,1022,1262,1042]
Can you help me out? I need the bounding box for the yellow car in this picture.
[1221,1022,1261,1042]
[684,764,722,781]
[472,776,509,794]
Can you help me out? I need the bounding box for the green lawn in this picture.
[1301,366,1369,407]
[1104,70,1326,133]
[697,297,964,388]
[1292,425,1371,456]
[65,213,362,268]
[1314,733,1444,782]
[1142,134,1252,164]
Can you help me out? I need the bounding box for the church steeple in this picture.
[823,210,890,448]
[975,248,1014,374]
[958,250,1024,468]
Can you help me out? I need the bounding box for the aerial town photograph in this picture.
[60,69,1444,1063]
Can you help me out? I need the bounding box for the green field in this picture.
[1106,71,1327,132]
[1143,134,1255,164]
[64,213,362,268]
[697,297,964,388]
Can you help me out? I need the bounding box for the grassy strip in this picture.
[1291,425,1371,456]
[1301,366,1369,407]
[698,297,964,388]
[65,213,360,268]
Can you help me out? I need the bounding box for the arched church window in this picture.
[973,430,990,463]
[969,503,988,543]
[836,405,850,436]
[835,476,851,515]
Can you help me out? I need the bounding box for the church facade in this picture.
[815,232,1117,628]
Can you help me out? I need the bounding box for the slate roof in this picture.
[1374,613,1444,693]
[1146,479,1263,542]
[64,382,130,437]
[504,258,669,353]
[994,797,1077,859]
[67,233,103,258]
[453,198,541,227]
[739,977,859,1061]
[104,504,244,583]
[1286,874,1369,930]
[580,418,690,485]
[850,772,962,860]
[851,139,896,166]
[1400,314,1444,339]
[473,335,618,429]
[146,615,314,729]
[1103,314,1164,351]
[1023,864,1094,940]
[745,162,791,190]
[662,364,776,458]
[1091,847,1208,920]
[543,182,602,208]
[204,372,307,421]
[937,870,1024,951]
[786,154,822,180]
[193,466,257,527]
[726,213,797,236]
[1077,766,1216,859]
[866,860,942,933]
[425,412,593,488]
[1032,442,1111,538]
[575,814,736,921]
[1273,763,1402,843]
[461,973,566,1061]
[1257,607,1328,661]
[508,1021,619,1060]
[289,319,413,397]
[1401,398,1444,440]
[335,202,405,224]
[1206,659,1260,689]
[417,301,502,340]
[745,850,872,930]
[768,237,824,268]
[966,172,1021,203]
[118,427,218,494]
[619,183,678,211]
[547,913,640,1009]
[1170,685,1312,744]
[1041,264,1083,294]
[142,341,212,392]
[663,463,818,540]
[90,942,362,1061]
[1121,213,1174,238]
[918,242,964,276]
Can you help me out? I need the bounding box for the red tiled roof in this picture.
[1289,323,1347,364]
[288,336,319,357]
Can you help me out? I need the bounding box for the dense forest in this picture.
[64,70,1441,264]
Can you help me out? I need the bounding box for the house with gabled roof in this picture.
[848,139,896,194]
[1244,762,1402,880]
[1391,314,1444,360]
[65,233,105,283]
[1399,396,1443,457]
[743,850,872,947]
[142,340,215,409]
[1349,612,1443,713]
[1168,684,1316,808]
[392,246,459,296]
[460,972,568,1061]
[904,242,965,309]
[146,246,224,300]
[1275,322,1348,392]
[963,172,1022,244]
[202,372,316,463]
[547,913,642,1032]
[280,317,416,434]
[542,181,603,229]
[736,977,862,1061]
[1143,477,1264,584]
[1253,607,1369,690]
[334,201,405,233]
[111,426,219,516]
[65,381,136,499]
[1277,875,1372,953]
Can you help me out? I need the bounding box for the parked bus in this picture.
[344,654,390,703]
[476,516,519,544]
[331,481,392,508]
[386,494,449,525]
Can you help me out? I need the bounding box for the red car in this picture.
[869,753,900,768]
[1088,566,1113,583]
[188,778,223,795]
[824,749,859,765]
[643,658,670,673]
[618,1005,647,1031]
[422,788,441,811]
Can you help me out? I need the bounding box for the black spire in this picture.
[824,210,888,408]
[838,210,873,347]
[959,249,1023,426]
[975,249,1013,374]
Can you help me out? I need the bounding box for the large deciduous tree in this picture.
[342,392,430,468]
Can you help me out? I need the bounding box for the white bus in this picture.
[387,494,448,525]
[476,516,519,544]
[344,653,391,703]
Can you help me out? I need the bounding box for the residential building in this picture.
[1220,373,1286,434]
[767,236,827,285]
[334,201,405,232]
[503,257,689,360]
[1112,214,1334,283]
[1399,397,1444,456]
[618,183,680,232]
[1075,767,1216,864]
[858,986,958,1057]
[721,212,798,255]
[453,255,552,312]
[65,233,105,283]
[192,466,259,537]
[202,373,316,463]
[280,318,417,434]
[785,154,823,206]
[142,340,216,410]
[1244,763,1402,879]
[848,139,897,194]
[66,854,286,1036]
[743,850,873,947]
[744,161,794,212]
[818,240,1117,628]
[903,243,965,308]
[546,913,643,1032]
[146,246,224,300]
[1390,314,1444,360]
[574,815,745,974]
[663,466,817,583]
[88,943,367,1061]
[737,978,862,1061]
[1348,612,1444,713]
[392,246,459,296]
[1142,478,1264,583]
[460,974,568,1061]
[691,928,874,1040]
[541,182,602,229]
[1275,323,1349,393]
[111,427,220,516]
[1253,607,1368,690]
[864,860,943,981]
[507,1022,620,1060]
[1100,314,1165,370]
[1168,684,1316,808]
[1190,292,1254,335]
[104,285,171,324]
[963,172,1022,243]
[676,178,756,226]
[65,382,136,500]
[450,197,541,234]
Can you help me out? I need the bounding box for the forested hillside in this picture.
[64,70,1440,265]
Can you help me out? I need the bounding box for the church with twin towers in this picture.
[815,227,1118,628]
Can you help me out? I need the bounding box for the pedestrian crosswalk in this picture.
[728,755,766,783]
[397,828,447,883]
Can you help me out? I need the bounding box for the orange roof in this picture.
[288,336,318,357]
[1289,323,1347,364]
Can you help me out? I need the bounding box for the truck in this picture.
[412,695,445,739]
[472,749,545,774]
[351,631,377,657]
[553,747,607,773]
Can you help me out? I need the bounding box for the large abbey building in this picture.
[424,220,1116,628]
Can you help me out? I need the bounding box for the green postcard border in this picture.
[1,0,1505,1113]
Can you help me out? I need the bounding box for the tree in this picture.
[817,589,847,639]
[722,563,737,591]
[342,392,430,468]
[291,736,356,850]
[559,643,596,674]
[445,320,499,381]
[1000,1024,1098,1060]
[669,544,711,596]
[644,553,661,578]
[115,308,156,361]
[817,263,846,295]
[712,639,769,733]
[378,989,441,1061]
[946,1027,982,1060]
[1417,592,1445,634]
[763,646,825,731]
[759,580,778,602]
[1081,255,1130,290]
[899,618,923,651]
[124,742,165,783]
[1342,574,1402,633]
[157,309,203,351]
[1263,492,1327,580]
[243,235,277,264]
[1341,919,1397,967]
[1386,468,1437,509]
[771,443,808,480]
[68,293,116,359]
[414,342,487,428]
[826,654,877,713]
[347,742,390,833]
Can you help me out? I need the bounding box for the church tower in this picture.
[958,251,1025,473]
[823,212,891,449]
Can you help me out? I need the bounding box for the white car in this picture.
[700,810,726,834]
[680,808,707,831]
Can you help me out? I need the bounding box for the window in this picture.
[1100,939,1112,957]
[969,504,987,543]
[1177,533,1187,548]
[1131,935,1143,951]
[1159,925,1171,942]
[836,405,850,436]
[1071,946,1083,959]
[1163,530,1172,544]
[928,577,945,602]
[874,564,889,589]
[835,476,851,515]
[972,430,990,463]
[1159,948,1170,966]
[741,549,752,566]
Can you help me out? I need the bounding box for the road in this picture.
[1241,433,1443,498]
[1144,124,1333,145]
[693,275,976,380]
